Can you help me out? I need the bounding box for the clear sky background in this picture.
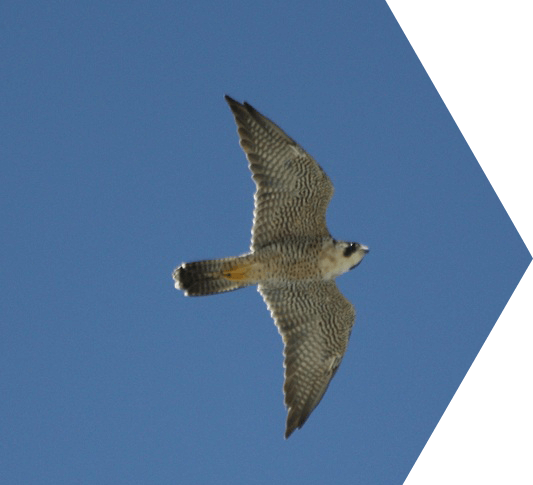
[2,2,531,484]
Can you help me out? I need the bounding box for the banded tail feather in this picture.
[173,255,256,296]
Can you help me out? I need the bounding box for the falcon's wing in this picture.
[225,96,334,250]
[259,281,356,438]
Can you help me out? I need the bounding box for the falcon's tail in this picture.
[173,255,257,296]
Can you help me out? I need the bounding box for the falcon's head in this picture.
[320,240,369,279]
[342,242,369,270]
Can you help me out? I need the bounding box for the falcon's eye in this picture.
[343,243,358,257]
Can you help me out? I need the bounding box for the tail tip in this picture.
[172,265,187,292]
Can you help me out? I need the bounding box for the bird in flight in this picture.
[173,95,369,438]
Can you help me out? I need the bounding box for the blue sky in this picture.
[1,2,531,484]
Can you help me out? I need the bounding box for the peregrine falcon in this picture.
[173,95,369,438]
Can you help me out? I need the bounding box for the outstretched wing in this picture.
[259,280,356,438]
[225,95,334,250]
